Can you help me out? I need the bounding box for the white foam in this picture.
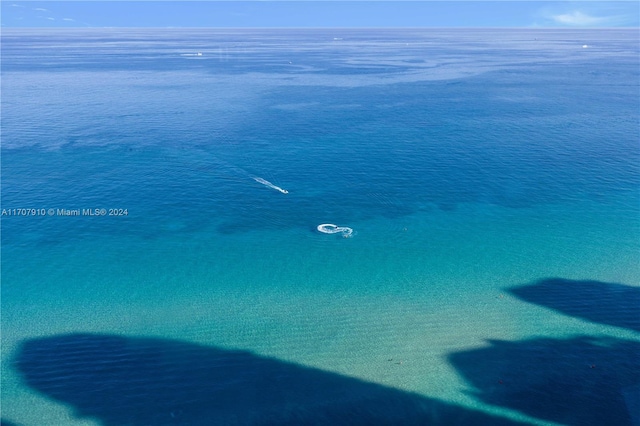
[317,223,353,237]
[253,177,288,194]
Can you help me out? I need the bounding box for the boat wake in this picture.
[317,223,353,238]
[253,177,288,194]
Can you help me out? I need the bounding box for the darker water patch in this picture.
[449,336,640,426]
[508,278,640,332]
[14,333,528,425]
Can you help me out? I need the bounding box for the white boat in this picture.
[317,223,353,237]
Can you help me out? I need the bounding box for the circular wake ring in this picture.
[317,223,353,237]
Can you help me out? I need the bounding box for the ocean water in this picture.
[1,29,639,425]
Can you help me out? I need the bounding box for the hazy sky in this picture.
[2,1,639,28]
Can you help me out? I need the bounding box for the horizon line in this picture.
[3,26,639,29]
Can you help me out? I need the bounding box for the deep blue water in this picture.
[2,29,639,425]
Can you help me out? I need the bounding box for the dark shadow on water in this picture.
[15,333,527,426]
[508,278,640,332]
[449,336,640,426]
[1,419,21,426]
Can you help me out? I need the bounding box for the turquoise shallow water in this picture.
[2,29,639,425]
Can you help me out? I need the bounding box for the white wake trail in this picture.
[253,177,288,194]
